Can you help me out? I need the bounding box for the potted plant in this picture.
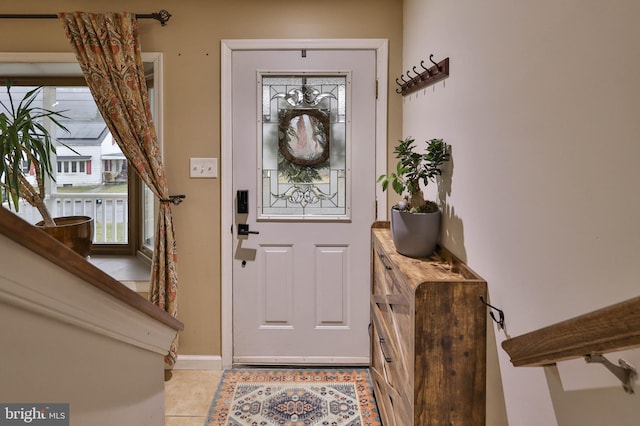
[377,137,450,257]
[0,84,93,257]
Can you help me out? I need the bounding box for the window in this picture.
[260,74,349,220]
[57,158,90,175]
[0,53,162,257]
[20,160,31,175]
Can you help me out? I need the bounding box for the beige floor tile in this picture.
[164,369,222,417]
[165,416,207,426]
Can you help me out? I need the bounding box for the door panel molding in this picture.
[221,39,388,368]
[315,245,349,326]
[260,245,293,326]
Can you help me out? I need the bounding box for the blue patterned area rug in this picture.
[205,368,380,426]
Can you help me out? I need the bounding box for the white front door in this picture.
[231,48,378,365]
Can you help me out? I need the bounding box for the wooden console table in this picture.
[370,222,487,425]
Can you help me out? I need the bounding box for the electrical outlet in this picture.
[190,157,217,178]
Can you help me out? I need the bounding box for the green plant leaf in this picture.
[376,136,450,208]
[391,179,404,195]
[0,84,70,212]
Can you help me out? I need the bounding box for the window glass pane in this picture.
[142,82,156,255]
[260,74,348,219]
[20,160,29,174]
[0,86,129,244]
[142,183,156,253]
[1,55,160,256]
[56,87,129,244]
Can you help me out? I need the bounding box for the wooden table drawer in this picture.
[370,365,413,426]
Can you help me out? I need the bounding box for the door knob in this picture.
[238,224,259,236]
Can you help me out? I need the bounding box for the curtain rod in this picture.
[0,9,172,26]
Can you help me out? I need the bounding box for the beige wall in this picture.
[403,0,640,424]
[0,1,403,357]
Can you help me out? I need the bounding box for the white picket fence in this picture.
[6,193,128,244]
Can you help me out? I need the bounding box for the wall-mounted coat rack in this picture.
[395,54,450,96]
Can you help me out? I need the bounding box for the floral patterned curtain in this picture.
[58,12,179,366]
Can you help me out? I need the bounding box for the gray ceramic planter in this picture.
[390,208,440,257]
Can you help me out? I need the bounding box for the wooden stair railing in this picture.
[1,206,183,424]
[0,207,183,332]
[501,296,640,367]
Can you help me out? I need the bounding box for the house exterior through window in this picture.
[0,52,162,258]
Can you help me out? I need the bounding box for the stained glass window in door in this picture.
[260,74,349,219]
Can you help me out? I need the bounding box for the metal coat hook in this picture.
[413,66,424,81]
[429,54,443,72]
[480,295,505,330]
[395,77,404,93]
[406,71,418,85]
[420,60,433,77]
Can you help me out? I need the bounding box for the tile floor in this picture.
[164,369,223,426]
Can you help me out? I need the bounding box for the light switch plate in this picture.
[190,157,217,178]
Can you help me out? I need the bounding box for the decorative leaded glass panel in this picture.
[259,74,349,219]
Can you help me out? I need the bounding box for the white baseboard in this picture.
[171,355,223,370]
[232,356,370,366]
[169,354,370,370]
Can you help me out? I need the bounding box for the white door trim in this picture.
[221,39,388,368]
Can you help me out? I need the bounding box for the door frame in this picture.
[221,39,388,368]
